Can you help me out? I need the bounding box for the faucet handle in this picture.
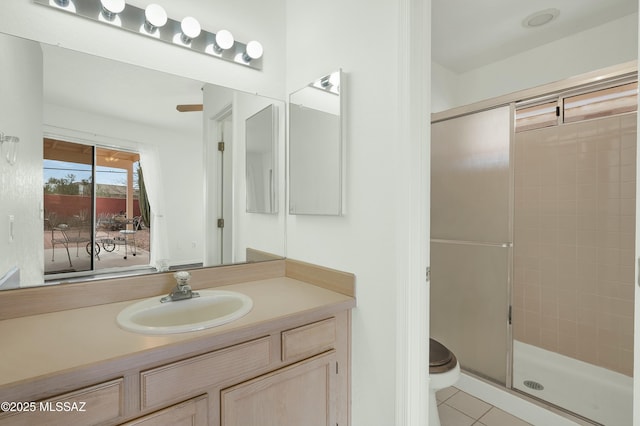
[160,271,197,302]
[173,271,191,285]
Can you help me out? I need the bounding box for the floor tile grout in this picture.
[438,387,531,426]
[437,389,460,405]
[475,405,493,421]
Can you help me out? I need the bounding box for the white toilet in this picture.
[429,338,461,426]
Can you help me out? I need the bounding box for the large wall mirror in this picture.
[289,70,344,215]
[0,31,286,290]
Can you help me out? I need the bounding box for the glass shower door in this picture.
[430,105,513,385]
[512,111,635,425]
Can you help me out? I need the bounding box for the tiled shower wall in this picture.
[513,113,636,376]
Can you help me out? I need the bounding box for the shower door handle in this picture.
[431,239,512,248]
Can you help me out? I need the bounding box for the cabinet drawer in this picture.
[121,395,208,426]
[141,337,271,409]
[281,317,336,362]
[0,378,123,426]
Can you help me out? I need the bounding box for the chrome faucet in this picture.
[160,271,200,303]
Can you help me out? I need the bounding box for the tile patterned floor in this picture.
[436,387,532,426]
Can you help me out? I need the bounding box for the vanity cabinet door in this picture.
[120,395,207,426]
[221,351,336,426]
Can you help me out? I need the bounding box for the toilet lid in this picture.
[429,338,452,367]
[429,338,457,374]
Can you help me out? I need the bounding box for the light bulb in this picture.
[243,40,263,62]
[180,16,201,43]
[144,4,167,32]
[215,29,235,51]
[100,0,125,20]
[50,0,76,11]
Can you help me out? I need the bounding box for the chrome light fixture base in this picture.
[35,0,263,70]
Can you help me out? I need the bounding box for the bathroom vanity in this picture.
[0,259,355,426]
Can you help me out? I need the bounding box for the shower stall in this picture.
[430,74,636,425]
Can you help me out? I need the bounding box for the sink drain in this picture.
[523,380,544,391]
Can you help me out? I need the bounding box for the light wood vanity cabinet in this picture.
[282,317,337,362]
[0,379,124,426]
[121,395,208,426]
[0,266,355,426]
[134,313,346,426]
[0,312,349,426]
[221,318,340,426]
[221,351,337,426]
[139,337,272,410]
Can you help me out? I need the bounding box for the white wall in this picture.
[433,13,639,111]
[0,0,286,100]
[285,0,398,421]
[232,92,286,260]
[0,34,44,287]
[285,0,430,424]
[431,61,459,113]
[201,86,286,265]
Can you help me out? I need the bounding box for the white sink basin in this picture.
[116,290,253,335]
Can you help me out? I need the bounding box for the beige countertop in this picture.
[0,277,355,392]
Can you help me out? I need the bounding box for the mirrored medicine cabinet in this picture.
[245,104,278,214]
[289,70,345,216]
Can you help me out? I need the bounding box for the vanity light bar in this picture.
[35,0,263,70]
[310,71,340,95]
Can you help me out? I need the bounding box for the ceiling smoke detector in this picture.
[523,8,560,28]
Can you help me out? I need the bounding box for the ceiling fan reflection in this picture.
[176,104,203,112]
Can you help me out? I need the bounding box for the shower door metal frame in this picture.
[509,76,638,425]
[430,103,515,387]
[432,61,638,426]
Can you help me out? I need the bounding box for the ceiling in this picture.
[42,44,204,139]
[432,0,638,73]
[42,1,639,133]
